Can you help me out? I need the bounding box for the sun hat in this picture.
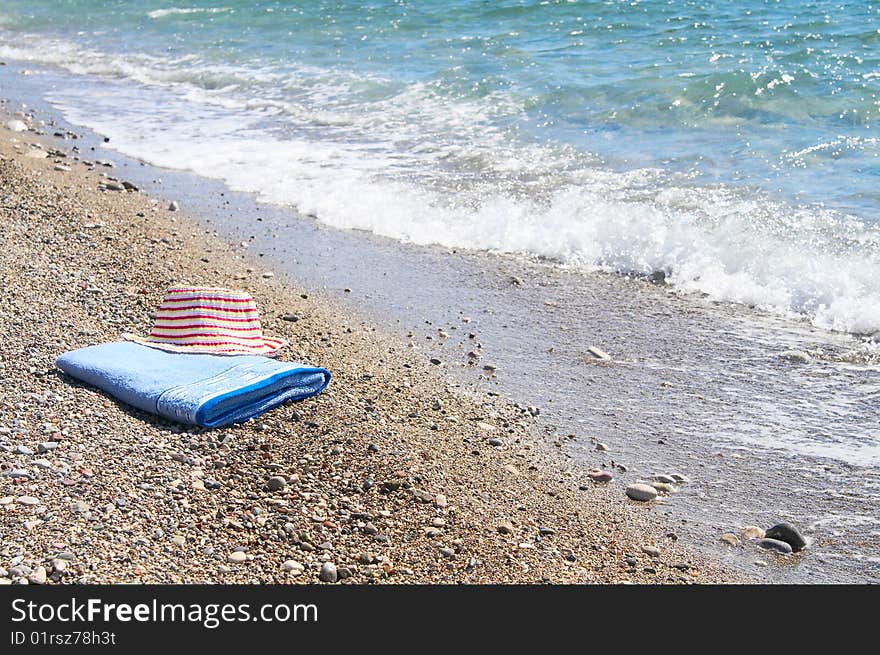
[123,286,286,356]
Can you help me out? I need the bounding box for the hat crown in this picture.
[126,287,285,356]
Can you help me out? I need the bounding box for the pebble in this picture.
[650,481,676,494]
[595,442,609,452]
[439,547,456,558]
[37,442,58,453]
[641,545,661,557]
[757,538,793,554]
[587,346,611,360]
[16,496,40,506]
[266,475,287,492]
[7,119,28,132]
[70,501,89,513]
[434,494,447,508]
[319,562,337,582]
[741,526,765,540]
[625,484,658,502]
[496,520,515,535]
[168,201,180,212]
[588,470,614,483]
[171,535,186,547]
[779,350,811,364]
[653,474,676,484]
[228,551,247,563]
[488,438,503,447]
[765,523,807,552]
[28,566,47,585]
[281,560,304,574]
[14,445,33,455]
[720,533,739,546]
[670,473,689,483]
[262,272,274,278]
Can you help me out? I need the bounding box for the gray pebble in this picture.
[757,538,793,554]
[319,562,337,582]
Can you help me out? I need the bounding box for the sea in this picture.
[1,0,878,582]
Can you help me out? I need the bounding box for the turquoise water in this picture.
[2,1,880,333]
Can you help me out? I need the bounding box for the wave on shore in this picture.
[2,30,879,336]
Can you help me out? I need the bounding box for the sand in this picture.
[0,115,741,584]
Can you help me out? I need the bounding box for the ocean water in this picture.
[1,0,880,334]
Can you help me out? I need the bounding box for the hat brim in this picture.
[122,333,286,357]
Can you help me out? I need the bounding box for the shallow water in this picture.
[1,0,879,334]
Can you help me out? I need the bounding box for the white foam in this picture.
[147,7,231,19]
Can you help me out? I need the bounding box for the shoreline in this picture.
[0,110,743,584]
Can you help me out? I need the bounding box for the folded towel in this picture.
[56,342,331,428]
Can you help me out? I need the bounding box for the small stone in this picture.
[7,119,28,132]
[37,442,58,453]
[319,562,337,582]
[650,481,676,493]
[228,551,247,563]
[168,201,180,211]
[641,545,661,557]
[16,496,40,506]
[504,464,519,475]
[70,501,89,513]
[434,493,447,508]
[104,181,125,191]
[488,438,503,447]
[429,358,442,365]
[653,474,676,484]
[262,272,274,278]
[588,470,614,483]
[757,538,793,554]
[670,473,690,483]
[625,484,658,502]
[587,346,611,360]
[765,523,807,552]
[425,527,442,538]
[282,313,299,322]
[741,526,765,540]
[720,533,739,546]
[266,476,287,492]
[14,445,33,455]
[171,535,186,547]
[281,560,304,573]
[496,521,515,535]
[439,547,456,558]
[595,442,609,452]
[27,566,47,585]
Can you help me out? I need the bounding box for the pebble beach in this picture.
[0,112,745,585]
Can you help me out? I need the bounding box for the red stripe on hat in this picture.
[145,338,272,350]
[149,331,266,340]
[155,304,259,314]
[152,313,261,323]
[150,322,262,332]
[161,295,255,304]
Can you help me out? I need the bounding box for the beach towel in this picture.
[56,341,331,428]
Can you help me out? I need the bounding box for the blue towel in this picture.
[56,342,331,428]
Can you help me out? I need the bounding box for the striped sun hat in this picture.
[123,287,286,356]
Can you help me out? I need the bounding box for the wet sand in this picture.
[0,114,741,584]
